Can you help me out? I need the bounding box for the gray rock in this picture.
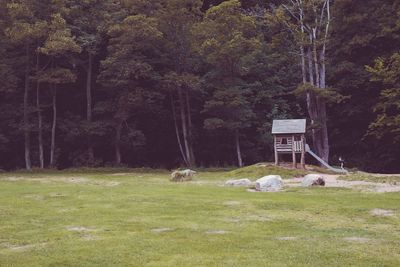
[255,175,283,192]
[302,174,325,187]
[225,178,253,187]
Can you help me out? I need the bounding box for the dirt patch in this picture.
[23,194,44,200]
[151,228,174,233]
[246,215,272,222]
[67,226,95,232]
[284,175,400,193]
[223,217,241,223]
[223,201,241,206]
[49,192,68,198]
[276,236,297,241]
[2,176,25,181]
[223,215,271,223]
[58,208,77,213]
[206,230,228,234]
[343,237,371,243]
[81,234,99,241]
[3,242,46,252]
[370,209,395,217]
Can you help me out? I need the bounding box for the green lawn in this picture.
[0,168,399,266]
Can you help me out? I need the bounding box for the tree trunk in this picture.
[86,53,94,163]
[307,46,314,86]
[115,122,122,165]
[36,50,44,169]
[185,90,195,165]
[235,130,243,167]
[178,87,192,167]
[299,4,307,85]
[312,28,320,88]
[294,0,331,164]
[24,43,32,170]
[50,86,57,167]
[170,93,188,165]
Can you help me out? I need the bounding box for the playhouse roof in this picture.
[272,119,306,134]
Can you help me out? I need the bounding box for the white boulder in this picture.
[302,174,325,187]
[255,175,283,192]
[225,178,253,187]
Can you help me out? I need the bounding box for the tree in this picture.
[328,0,400,171]
[163,72,201,166]
[366,53,400,143]
[5,1,47,170]
[157,0,203,167]
[65,0,123,164]
[269,0,332,163]
[99,14,163,165]
[38,13,80,167]
[193,0,262,166]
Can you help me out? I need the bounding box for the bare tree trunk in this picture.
[170,93,188,165]
[307,46,314,86]
[178,87,192,167]
[289,0,331,164]
[50,86,57,167]
[185,90,195,165]
[235,130,243,167]
[299,3,307,85]
[24,43,32,170]
[115,122,122,165]
[36,50,44,169]
[86,53,94,163]
[312,28,320,88]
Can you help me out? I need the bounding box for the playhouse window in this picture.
[294,135,302,141]
[281,138,288,144]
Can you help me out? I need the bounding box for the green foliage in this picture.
[39,13,80,56]
[194,0,262,137]
[203,86,255,130]
[294,83,348,104]
[0,0,399,172]
[193,0,262,76]
[4,1,48,44]
[366,53,400,142]
[99,14,162,87]
[37,67,76,84]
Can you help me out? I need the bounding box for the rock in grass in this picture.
[302,174,325,187]
[255,175,283,192]
[225,178,253,187]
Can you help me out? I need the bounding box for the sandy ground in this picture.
[284,174,400,193]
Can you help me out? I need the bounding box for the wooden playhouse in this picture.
[272,119,306,169]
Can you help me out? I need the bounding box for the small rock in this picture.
[225,178,253,187]
[302,174,326,187]
[255,175,283,192]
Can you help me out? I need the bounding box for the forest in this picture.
[0,0,399,173]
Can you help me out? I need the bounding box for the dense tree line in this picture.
[0,0,399,172]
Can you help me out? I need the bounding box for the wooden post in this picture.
[274,135,279,165]
[292,135,297,169]
[300,134,306,169]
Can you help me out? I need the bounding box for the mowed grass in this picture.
[0,168,399,266]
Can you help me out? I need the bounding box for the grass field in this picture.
[0,166,399,266]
